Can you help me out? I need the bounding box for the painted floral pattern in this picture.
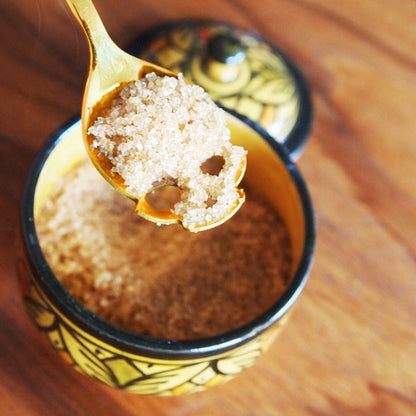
[19,258,286,395]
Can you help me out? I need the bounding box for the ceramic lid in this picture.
[129,19,313,159]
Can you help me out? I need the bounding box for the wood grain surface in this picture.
[1,0,416,415]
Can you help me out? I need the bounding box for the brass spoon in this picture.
[64,0,246,232]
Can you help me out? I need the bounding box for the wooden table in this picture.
[1,1,415,414]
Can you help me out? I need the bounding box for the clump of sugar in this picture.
[88,72,246,230]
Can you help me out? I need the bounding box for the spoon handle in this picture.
[64,0,119,68]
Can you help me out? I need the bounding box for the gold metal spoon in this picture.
[64,0,246,232]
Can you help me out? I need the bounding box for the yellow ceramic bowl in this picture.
[17,113,315,396]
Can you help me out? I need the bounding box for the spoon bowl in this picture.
[65,0,246,231]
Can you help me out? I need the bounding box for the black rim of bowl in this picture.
[20,112,315,360]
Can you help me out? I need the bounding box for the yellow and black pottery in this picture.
[130,19,313,159]
[18,111,315,395]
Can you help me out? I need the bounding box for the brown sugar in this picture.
[37,161,292,340]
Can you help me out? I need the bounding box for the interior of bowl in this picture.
[23,113,315,359]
